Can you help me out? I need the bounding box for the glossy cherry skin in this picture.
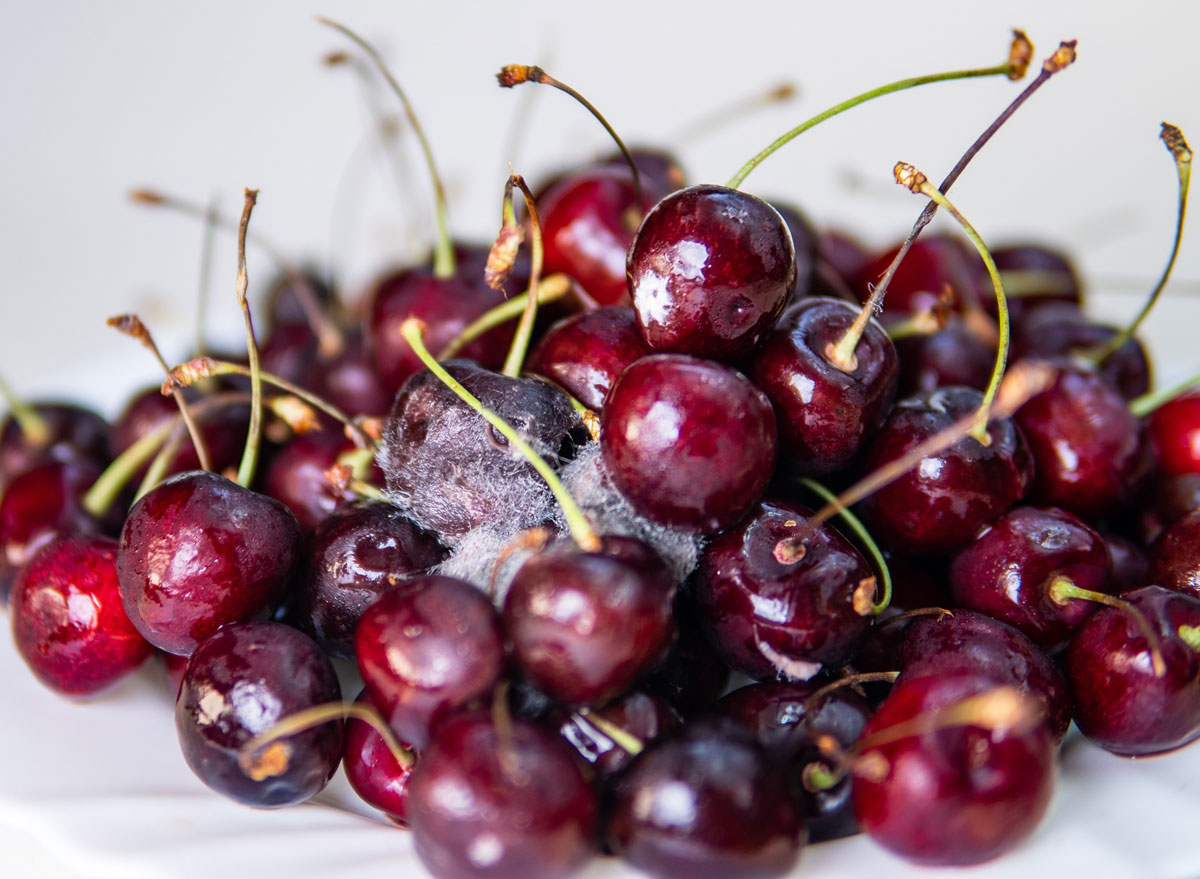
[750,297,898,475]
[298,499,446,660]
[693,498,874,681]
[1012,303,1150,399]
[1149,509,1200,599]
[260,429,364,532]
[504,536,676,706]
[11,534,153,697]
[894,318,994,396]
[601,354,777,533]
[858,386,1033,554]
[343,688,417,825]
[551,688,679,780]
[899,608,1072,743]
[175,621,343,807]
[116,470,301,655]
[1015,363,1153,517]
[852,671,1055,866]
[949,505,1113,653]
[407,708,598,879]
[0,402,111,485]
[527,306,652,410]
[1150,389,1200,477]
[606,717,805,879]
[628,184,796,361]
[356,575,505,749]
[380,361,582,546]
[1067,586,1200,756]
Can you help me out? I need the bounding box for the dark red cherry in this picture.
[526,306,652,410]
[539,164,658,306]
[343,688,417,825]
[628,184,796,361]
[1139,473,1200,544]
[816,230,871,300]
[262,267,340,335]
[301,329,395,418]
[1067,585,1200,756]
[356,575,505,749]
[1149,509,1200,599]
[749,297,898,475]
[1105,531,1150,593]
[408,708,597,879]
[111,385,248,481]
[642,591,731,718]
[1150,389,1200,477]
[116,470,301,655]
[852,671,1055,866]
[768,200,818,302]
[606,717,805,879]
[503,536,676,706]
[858,386,1033,554]
[380,361,582,546]
[260,429,365,532]
[949,505,1113,653]
[894,318,994,396]
[991,243,1082,322]
[899,608,1072,743]
[175,621,343,807]
[600,354,777,533]
[551,688,679,780]
[597,146,686,196]
[298,498,446,660]
[1014,363,1153,517]
[1012,303,1150,399]
[0,401,111,484]
[11,534,153,698]
[859,233,987,319]
[692,498,875,681]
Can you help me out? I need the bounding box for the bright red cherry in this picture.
[1150,389,1200,477]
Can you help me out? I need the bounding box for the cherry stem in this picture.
[437,273,573,361]
[136,431,186,501]
[798,476,892,614]
[1088,123,1191,366]
[672,80,797,146]
[320,17,455,279]
[1179,624,1200,652]
[400,318,602,552]
[497,65,643,215]
[876,607,954,630]
[803,671,899,720]
[725,30,1035,191]
[800,360,1056,537]
[166,358,372,450]
[239,700,414,776]
[1047,576,1167,676]
[574,708,645,756]
[0,374,52,447]
[1130,373,1200,418]
[501,175,545,378]
[894,163,1009,444]
[130,189,345,358]
[108,314,212,472]
[231,190,265,489]
[846,39,1076,339]
[801,760,844,793]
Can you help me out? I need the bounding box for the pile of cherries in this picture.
[5,23,1200,879]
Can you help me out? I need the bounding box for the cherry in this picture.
[1149,509,1200,599]
[642,591,732,718]
[260,428,364,532]
[356,575,505,749]
[175,621,343,807]
[342,688,417,825]
[503,535,677,706]
[407,707,598,879]
[111,385,248,481]
[380,360,583,546]
[1067,585,1200,756]
[851,671,1055,866]
[1105,530,1150,593]
[1139,472,1200,544]
[991,242,1082,322]
[298,498,446,661]
[300,329,395,418]
[859,233,987,319]
[606,717,805,879]
[1149,388,1200,477]
[10,534,153,698]
[116,470,301,655]
[769,200,819,302]
[948,505,1114,653]
[1014,362,1153,517]
[898,608,1072,743]
[0,401,111,485]
[550,688,679,779]
[857,386,1033,554]
[526,305,652,410]
[692,498,875,681]
[894,318,994,396]
[600,354,777,533]
[749,296,898,475]
[628,184,795,361]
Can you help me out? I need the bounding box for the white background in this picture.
[2,2,1200,878]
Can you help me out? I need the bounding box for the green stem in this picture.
[82,417,179,517]
[501,176,545,378]
[135,431,184,502]
[320,17,455,279]
[1179,624,1200,652]
[575,709,644,756]
[437,274,571,361]
[0,374,51,447]
[239,701,414,775]
[1130,373,1200,419]
[1048,576,1166,676]
[400,319,601,552]
[799,477,892,614]
[726,62,1013,190]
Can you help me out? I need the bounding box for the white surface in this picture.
[3,2,1200,878]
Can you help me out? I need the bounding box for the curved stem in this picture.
[401,319,601,552]
[437,274,572,360]
[1130,372,1200,418]
[803,671,899,719]
[0,374,51,447]
[320,17,455,279]
[82,417,179,517]
[239,701,413,776]
[799,477,892,614]
[1048,576,1166,676]
[575,708,645,756]
[501,175,544,378]
[234,190,263,489]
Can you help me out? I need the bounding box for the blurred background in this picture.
[2,0,1197,411]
